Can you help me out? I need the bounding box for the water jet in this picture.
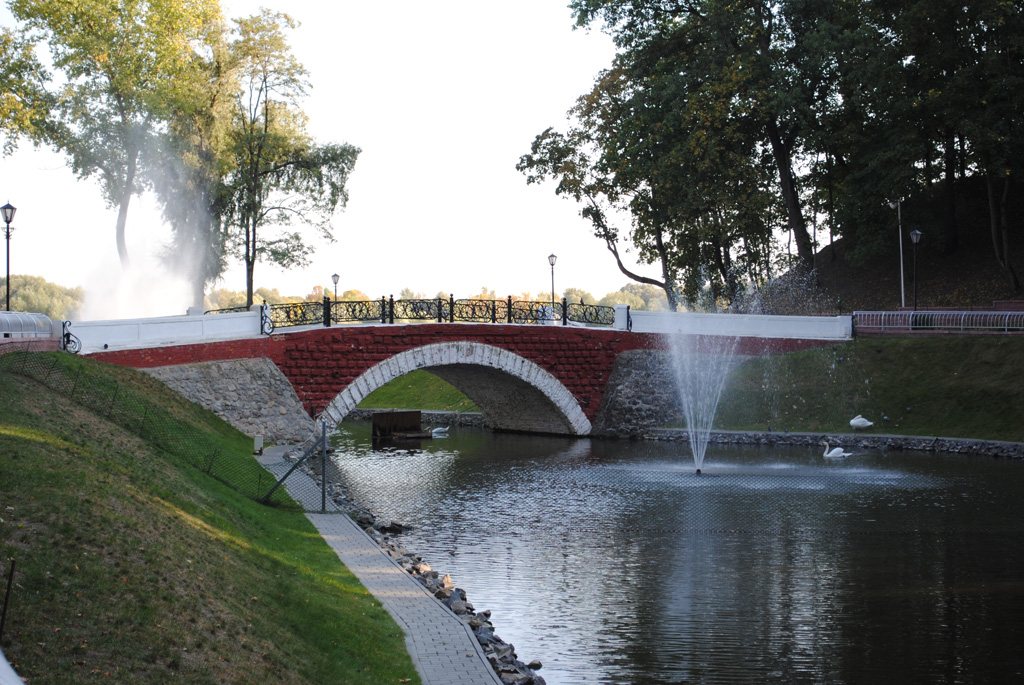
[667,330,739,474]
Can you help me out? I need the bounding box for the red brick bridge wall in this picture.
[90,324,653,421]
[88,324,837,423]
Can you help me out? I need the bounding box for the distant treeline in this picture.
[1,277,670,320]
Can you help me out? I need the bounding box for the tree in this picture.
[568,0,816,271]
[519,46,779,307]
[619,282,668,310]
[597,289,644,310]
[221,10,360,307]
[340,289,368,301]
[0,26,49,150]
[0,274,83,318]
[563,287,596,305]
[341,289,370,301]
[466,286,497,300]
[151,13,237,308]
[10,0,222,268]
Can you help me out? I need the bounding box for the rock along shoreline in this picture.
[645,428,1024,459]
[301,451,547,685]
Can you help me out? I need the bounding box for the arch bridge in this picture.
[87,306,850,436]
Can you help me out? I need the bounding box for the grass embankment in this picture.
[0,352,419,684]
[715,336,1024,442]
[359,369,478,412]
[361,337,1024,443]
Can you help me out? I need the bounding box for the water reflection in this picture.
[329,423,1024,684]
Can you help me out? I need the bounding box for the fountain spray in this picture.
[667,331,739,474]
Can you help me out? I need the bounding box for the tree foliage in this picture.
[150,12,236,308]
[0,26,49,150]
[526,0,1024,306]
[6,3,360,308]
[221,10,359,307]
[0,274,84,318]
[10,0,222,268]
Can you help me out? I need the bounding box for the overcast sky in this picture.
[0,0,657,319]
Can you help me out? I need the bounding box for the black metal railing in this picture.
[205,295,618,332]
[61,320,81,354]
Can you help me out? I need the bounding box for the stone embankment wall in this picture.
[647,429,1024,459]
[592,349,681,437]
[346,408,486,428]
[144,358,315,444]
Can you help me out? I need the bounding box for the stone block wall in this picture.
[144,357,315,444]
[591,349,682,437]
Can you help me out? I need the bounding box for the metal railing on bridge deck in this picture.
[854,310,1024,334]
[206,295,618,333]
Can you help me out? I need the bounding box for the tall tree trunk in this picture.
[986,172,1020,291]
[245,214,256,308]
[765,119,814,268]
[115,146,139,269]
[942,129,958,254]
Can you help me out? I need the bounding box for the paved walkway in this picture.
[257,447,502,685]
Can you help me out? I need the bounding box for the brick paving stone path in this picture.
[258,447,502,685]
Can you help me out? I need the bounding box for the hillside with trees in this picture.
[520,0,1023,310]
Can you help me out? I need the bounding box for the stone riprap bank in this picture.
[144,358,314,444]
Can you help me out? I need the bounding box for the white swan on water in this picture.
[820,440,852,459]
[431,426,450,437]
[850,415,874,430]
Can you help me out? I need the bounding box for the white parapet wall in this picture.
[614,305,852,340]
[73,307,264,354]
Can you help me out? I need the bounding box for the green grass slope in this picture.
[359,369,479,412]
[0,353,419,684]
[716,336,1024,442]
[353,336,1023,443]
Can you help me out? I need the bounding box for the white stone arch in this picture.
[318,341,592,436]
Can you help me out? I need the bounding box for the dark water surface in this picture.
[329,423,1024,684]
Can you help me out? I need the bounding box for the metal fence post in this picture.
[437,297,443,323]
[449,294,455,323]
[380,296,387,324]
[507,295,513,324]
[321,422,328,513]
[0,558,14,644]
[561,297,568,326]
[388,295,395,324]
[323,296,331,327]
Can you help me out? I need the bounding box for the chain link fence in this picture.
[0,347,293,508]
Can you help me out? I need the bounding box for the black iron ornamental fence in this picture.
[206,295,617,332]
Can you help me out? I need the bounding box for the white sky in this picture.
[0,0,655,319]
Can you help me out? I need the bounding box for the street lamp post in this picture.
[910,229,922,311]
[548,253,557,321]
[889,200,905,308]
[331,273,339,301]
[1,203,16,312]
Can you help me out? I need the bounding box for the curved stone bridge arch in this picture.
[318,341,592,436]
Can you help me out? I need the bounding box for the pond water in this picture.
[329,422,1024,684]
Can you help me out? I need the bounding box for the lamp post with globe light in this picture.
[331,273,339,301]
[2,203,16,311]
[910,229,922,311]
[548,254,557,322]
[889,200,905,308]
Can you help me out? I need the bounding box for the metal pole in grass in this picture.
[1,558,14,644]
[321,423,327,513]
